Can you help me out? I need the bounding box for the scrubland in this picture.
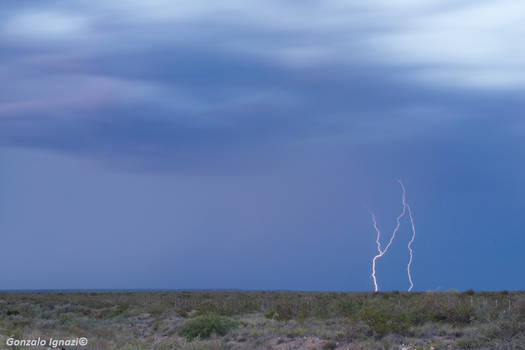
[0,290,524,349]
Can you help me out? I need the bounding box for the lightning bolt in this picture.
[397,180,417,291]
[368,183,407,292]
[368,180,417,292]
[368,210,382,293]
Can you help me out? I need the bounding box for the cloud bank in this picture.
[2,0,525,170]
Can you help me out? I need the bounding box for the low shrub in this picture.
[264,310,276,319]
[424,298,475,325]
[486,320,525,343]
[113,303,130,316]
[358,302,410,337]
[339,299,360,319]
[180,315,239,340]
[405,306,433,326]
[442,304,475,325]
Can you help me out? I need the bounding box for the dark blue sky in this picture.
[1,1,524,291]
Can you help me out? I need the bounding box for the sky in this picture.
[1,0,524,291]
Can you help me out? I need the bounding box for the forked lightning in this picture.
[368,180,416,292]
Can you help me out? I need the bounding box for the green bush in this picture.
[113,303,130,317]
[339,298,360,319]
[405,306,432,326]
[485,320,525,343]
[180,315,239,340]
[264,310,276,319]
[358,302,410,337]
[441,304,475,325]
[422,297,475,325]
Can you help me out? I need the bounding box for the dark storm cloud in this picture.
[2,0,525,171]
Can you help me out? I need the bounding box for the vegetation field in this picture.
[0,290,524,349]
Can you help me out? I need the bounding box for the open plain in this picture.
[0,291,524,350]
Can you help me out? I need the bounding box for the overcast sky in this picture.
[1,1,524,291]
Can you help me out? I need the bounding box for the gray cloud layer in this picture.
[2,0,525,170]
